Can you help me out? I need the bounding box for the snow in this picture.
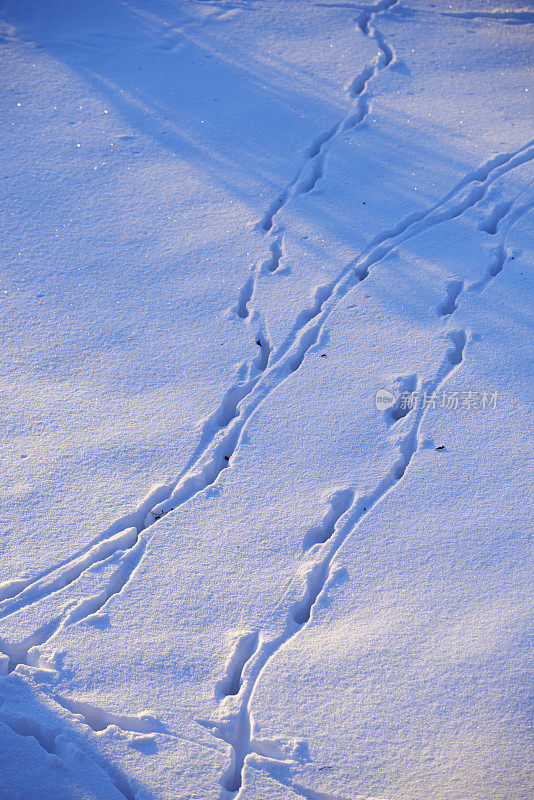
[0,1,532,798]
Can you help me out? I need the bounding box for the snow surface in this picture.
[0,0,533,798]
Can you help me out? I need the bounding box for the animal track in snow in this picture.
[386,373,418,424]
[5,4,532,795]
[302,489,354,551]
[479,200,513,234]
[203,329,468,796]
[469,193,534,293]
[230,0,400,411]
[2,141,531,671]
[215,631,259,700]
[1,84,532,795]
[437,279,464,317]
[52,695,166,735]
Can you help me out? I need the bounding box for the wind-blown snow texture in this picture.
[0,1,533,798]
